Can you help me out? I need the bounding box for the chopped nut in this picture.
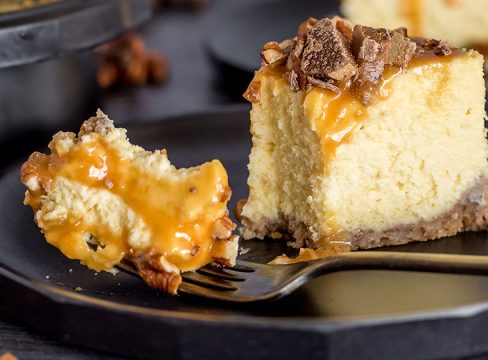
[243,78,261,103]
[261,49,286,65]
[212,215,237,240]
[279,39,295,53]
[131,252,181,295]
[434,41,453,56]
[78,112,114,137]
[95,32,169,90]
[234,199,247,221]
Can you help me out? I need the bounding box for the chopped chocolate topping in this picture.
[301,19,357,81]
[248,16,458,106]
[306,76,340,93]
[351,25,391,63]
[414,38,454,56]
[386,31,416,67]
[351,60,385,106]
[392,27,408,37]
[331,16,354,45]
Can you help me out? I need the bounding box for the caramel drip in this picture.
[304,66,404,174]
[25,137,230,272]
[402,0,423,37]
[270,241,351,265]
[443,0,460,7]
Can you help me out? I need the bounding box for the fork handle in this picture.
[307,251,488,276]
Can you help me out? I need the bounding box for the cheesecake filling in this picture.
[21,112,238,294]
[241,16,488,263]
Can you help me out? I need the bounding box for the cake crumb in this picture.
[239,247,250,255]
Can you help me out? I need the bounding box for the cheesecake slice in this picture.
[21,111,238,294]
[240,17,488,262]
[341,0,488,47]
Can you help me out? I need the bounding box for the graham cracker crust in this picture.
[240,177,488,250]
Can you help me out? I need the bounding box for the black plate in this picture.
[0,0,152,69]
[206,0,340,75]
[4,106,488,359]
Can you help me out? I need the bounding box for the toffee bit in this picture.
[189,186,197,193]
[261,49,285,66]
[243,79,261,103]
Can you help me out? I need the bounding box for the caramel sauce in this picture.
[303,66,405,174]
[25,136,231,272]
[270,241,351,265]
[402,0,423,36]
[443,0,460,7]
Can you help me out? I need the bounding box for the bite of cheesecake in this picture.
[21,111,239,294]
[240,17,488,262]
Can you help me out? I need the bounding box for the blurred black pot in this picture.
[0,51,99,168]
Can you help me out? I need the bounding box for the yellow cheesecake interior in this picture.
[21,111,238,294]
[240,17,488,261]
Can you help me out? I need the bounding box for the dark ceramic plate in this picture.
[3,106,488,359]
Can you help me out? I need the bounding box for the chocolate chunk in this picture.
[386,31,416,67]
[351,25,392,65]
[301,18,357,81]
[332,16,354,45]
[351,60,385,105]
[306,76,340,93]
[392,27,408,37]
